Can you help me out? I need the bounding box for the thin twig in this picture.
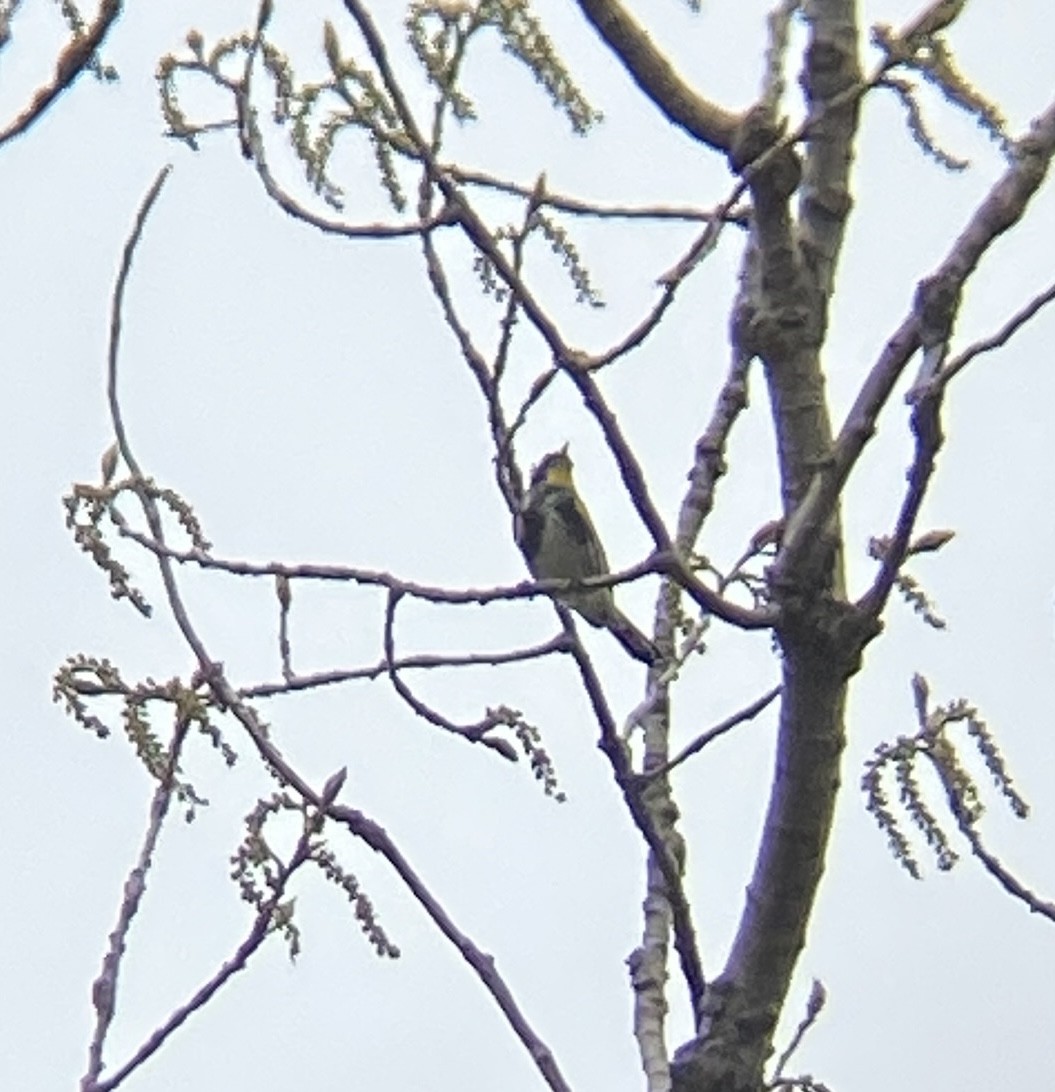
[954,819,1055,923]
[330,800,576,1092]
[446,163,750,223]
[381,588,520,759]
[239,637,568,698]
[86,780,331,1092]
[81,714,192,1090]
[119,525,769,627]
[931,759,1055,924]
[936,278,1055,389]
[642,685,782,781]
[117,523,646,595]
[768,979,827,1084]
[275,574,293,681]
[857,372,945,618]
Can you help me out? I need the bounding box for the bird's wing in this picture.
[549,488,609,574]
[516,497,544,565]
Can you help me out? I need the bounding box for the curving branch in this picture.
[89,164,572,1092]
[856,378,944,619]
[572,0,741,150]
[381,587,521,759]
[947,806,1055,924]
[330,800,575,1092]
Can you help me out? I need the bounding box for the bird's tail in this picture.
[605,608,659,665]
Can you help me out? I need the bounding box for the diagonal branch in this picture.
[81,713,192,1090]
[777,95,1055,579]
[937,278,1055,389]
[572,0,741,150]
[570,643,707,1018]
[0,0,122,147]
[856,382,945,618]
[99,167,571,1092]
[947,809,1055,924]
[330,801,575,1092]
[643,686,782,781]
[85,770,328,1092]
[237,638,567,699]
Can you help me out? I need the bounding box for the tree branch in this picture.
[777,95,1055,581]
[856,380,945,618]
[330,801,576,1092]
[642,686,781,781]
[81,714,191,1090]
[85,776,326,1092]
[0,0,122,148]
[572,0,741,151]
[798,0,863,298]
[96,166,571,1092]
[936,278,1055,389]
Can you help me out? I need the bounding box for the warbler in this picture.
[518,445,657,664]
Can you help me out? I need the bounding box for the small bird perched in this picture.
[517,445,657,665]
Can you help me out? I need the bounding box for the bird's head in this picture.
[530,444,574,489]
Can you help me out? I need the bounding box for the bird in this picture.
[517,445,657,664]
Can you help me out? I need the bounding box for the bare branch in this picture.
[329,801,576,1092]
[414,146,524,521]
[856,381,945,619]
[571,0,741,150]
[99,169,570,1087]
[761,0,803,111]
[624,343,765,1075]
[900,0,968,41]
[86,776,349,1092]
[778,96,1055,579]
[675,351,753,554]
[798,0,863,298]
[769,979,828,1085]
[937,278,1055,389]
[643,685,781,781]
[620,349,765,1073]
[238,638,568,699]
[949,810,1055,924]
[81,714,192,1089]
[381,588,521,759]
[118,522,772,630]
[275,574,293,681]
[107,167,173,474]
[0,0,122,148]
[569,643,707,1017]
[446,164,750,224]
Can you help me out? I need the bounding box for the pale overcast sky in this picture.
[2,2,1054,1090]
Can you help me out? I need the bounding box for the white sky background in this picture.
[2,1,1055,1089]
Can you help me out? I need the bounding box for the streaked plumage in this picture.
[518,446,656,664]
